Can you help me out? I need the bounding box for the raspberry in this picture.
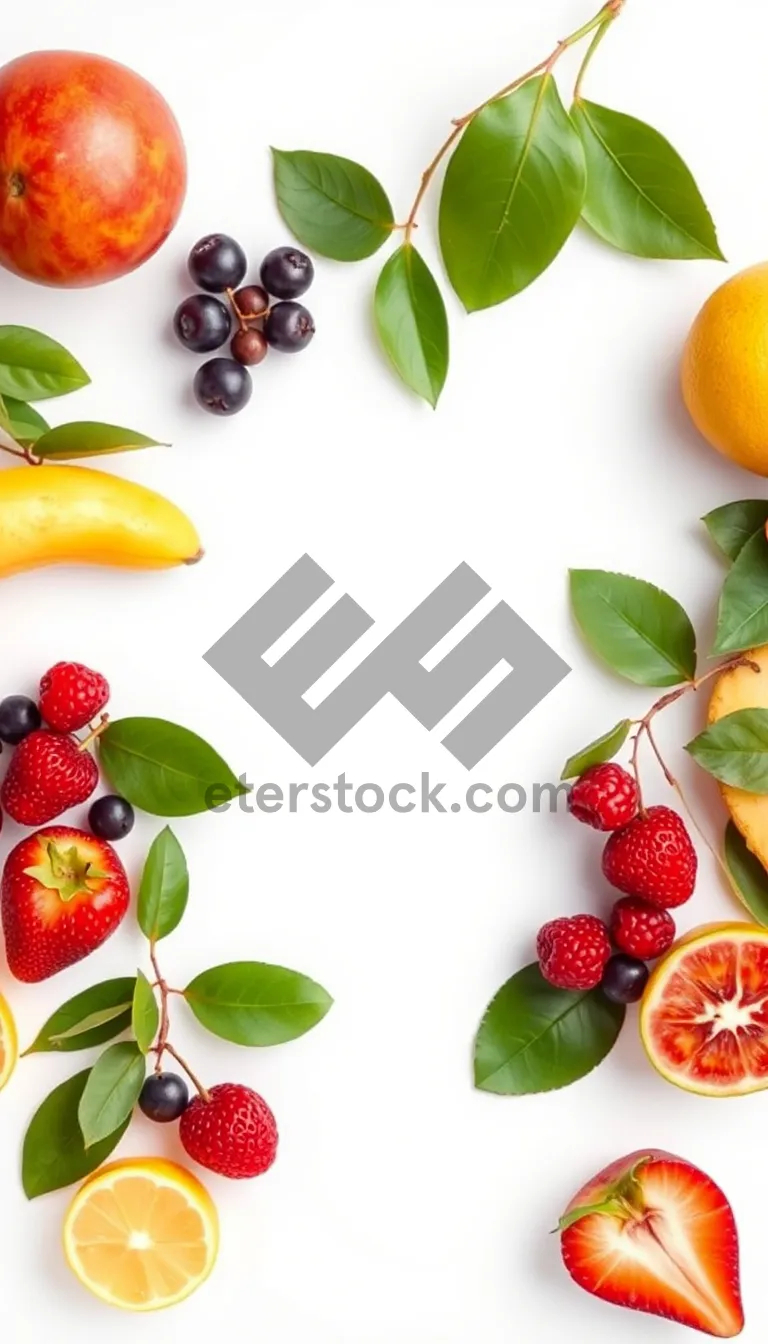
[568,763,638,831]
[39,662,109,733]
[610,896,676,959]
[180,1083,278,1180]
[602,806,696,909]
[0,730,99,826]
[537,915,611,991]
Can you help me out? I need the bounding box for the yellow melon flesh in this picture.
[708,645,768,870]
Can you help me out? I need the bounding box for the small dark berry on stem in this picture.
[139,1072,189,1123]
[188,234,247,293]
[265,301,315,353]
[174,295,232,353]
[233,285,269,318]
[231,328,268,367]
[88,795,135,841]
[0,695,41,745]
[193,358,253,416]
[260,246,314,300]
[568,763,638,831]
[601,953,649,1005]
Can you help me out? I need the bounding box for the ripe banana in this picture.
[0,465,201,577]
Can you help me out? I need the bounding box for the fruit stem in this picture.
[161,1042,211,1104]
[149,942,211,1102]
[77,714,109,752]
[402,0,624,243]
[225,286,269,332]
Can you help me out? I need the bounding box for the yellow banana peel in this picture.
[0,465,202,577]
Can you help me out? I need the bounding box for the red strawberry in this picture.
[611,895,676,959]
[1,730,98,825]
[180,1083,278,1180]
[560,1149,744,1338]
[568,763,638,831]
[1,826,129,981]
[39,661,109,733]
[536,914,611,991]
[602,805,697,908]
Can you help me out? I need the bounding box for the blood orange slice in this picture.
[641,923,768,1096]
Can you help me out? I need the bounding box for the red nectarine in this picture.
[0,50,187,287]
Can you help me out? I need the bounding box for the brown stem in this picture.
[629,654,761,818]
[225,286,269,332]
[148,943,210,1101]
[77,714,110,752]
[403,0,623,242]
[160,1042,211,1103]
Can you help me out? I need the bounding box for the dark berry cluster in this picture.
[174,234,316,416]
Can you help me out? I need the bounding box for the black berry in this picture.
[188,234,247,293]
[265,302,315,353]
[88,795,135,841]
[601,953,649,1005]
[233,285,269,318]
[260,246,314,300]
[231,328,268,366]
[193,358,253,416]
[139,1072,189,1123]
[174,294,231,353]
[0,695,41,745]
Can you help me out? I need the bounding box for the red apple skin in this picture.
[0,50,187,287]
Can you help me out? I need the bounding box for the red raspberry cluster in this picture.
[536,763,696,1004]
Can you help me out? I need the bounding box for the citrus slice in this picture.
[63,1158,218,1311]
[0,990,18,1090]
[641,923,768,1096]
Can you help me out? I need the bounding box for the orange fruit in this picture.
[641,923,768,1096]
[682,261,768,475]
[63,1158,218,1311]
[0,989,17,1090]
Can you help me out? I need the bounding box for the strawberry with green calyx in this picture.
[0,729,100,826]
[1,827,129,982]
[560,1150,744,1338]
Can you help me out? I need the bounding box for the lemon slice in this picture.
[0,991,18,1090]
[63,1158,218,1311]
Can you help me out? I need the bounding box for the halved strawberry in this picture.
[560,1150,744,1338]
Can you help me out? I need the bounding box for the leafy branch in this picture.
[271,0,722,406]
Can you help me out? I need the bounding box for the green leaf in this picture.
[703,500,768,564]
[99,717,249,817]
[132,971,159,1056]
[0,326,90,401]
[569,569,696,686]
[713,530,768,654]
[474,963,625,1095]
[184,962,333,1046]
[77,1042,145,1148]
[137,827,189,941]
[0,396,49,444]
[23,978,136,1055]
[22,1069,130,1198]
[34,421,164,461]
[438,75,586,312]
[374,244,449,407]
[272,148,394,261]
[686,708,768,792]
[571,100,723,260]
[561,719,632,780]
[724,821,768,924]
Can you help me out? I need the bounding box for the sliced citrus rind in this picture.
[0,990,18,1091]
[641,923,768,1097]
[63,1157,219,1312]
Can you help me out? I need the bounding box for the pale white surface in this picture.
[0,0,765,1338]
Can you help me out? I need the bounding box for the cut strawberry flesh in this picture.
[645,935,768,1093]
[562,1157,743,1338]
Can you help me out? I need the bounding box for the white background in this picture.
[1,0,766,1339]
